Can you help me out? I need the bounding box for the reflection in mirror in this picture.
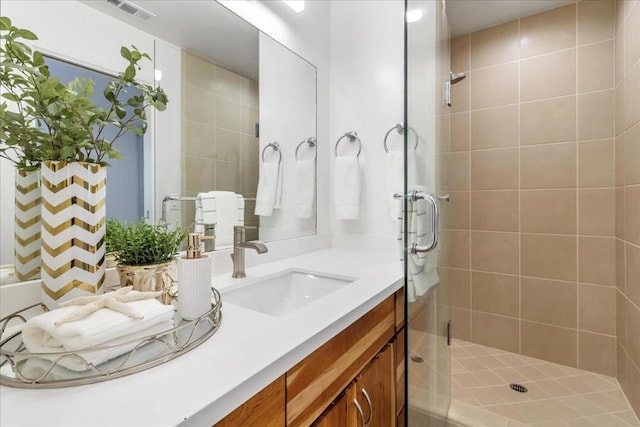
[44,56,150,223]
[173,49,261,248]
[0,0,317,285]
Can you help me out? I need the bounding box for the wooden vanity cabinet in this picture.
[353,344,395,426]
[313,344,395,427]
[216,290,405,427]
[286,296,395,426]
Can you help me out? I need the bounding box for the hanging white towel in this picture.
[21,298,174,371]
[294,158,316,219]
[334,156,361,220]
[386,149,418,220]
[255,161,282,217]
[397,185,440,302]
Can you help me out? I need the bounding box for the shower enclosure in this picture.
[404,0,452,425]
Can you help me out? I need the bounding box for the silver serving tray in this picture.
[0,289,222,388]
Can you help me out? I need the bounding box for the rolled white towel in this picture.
[334,156,361,220]
[294,158,316,218]
[21,298,174,371]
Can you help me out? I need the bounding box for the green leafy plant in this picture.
[0,16,168,169]
[108,219,186,266]
[105,218,119,254]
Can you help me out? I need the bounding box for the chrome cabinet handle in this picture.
[393,190,440,254]
[361,388,373,427]
[354,398,366,427]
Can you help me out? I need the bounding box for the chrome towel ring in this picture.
[383,122,418,153]
[334,131,362,157]
[261,141,282,164]
[295,137,317,161]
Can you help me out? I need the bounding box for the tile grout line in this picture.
[517,15,522,357]
[575,2,581,372]
[467,32,473,346]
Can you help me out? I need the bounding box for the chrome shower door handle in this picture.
[393,190,440,254]
[412,192,439,253]
[411,191,439,254]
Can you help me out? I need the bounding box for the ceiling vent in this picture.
[105,0,156,22]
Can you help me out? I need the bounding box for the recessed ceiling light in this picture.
[282,0,305,13]
[406,9,423,23]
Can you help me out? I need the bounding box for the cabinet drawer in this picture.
[286,296,395,426]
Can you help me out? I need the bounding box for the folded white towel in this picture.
[196,192,244,247]
[334,156,361,220]
[255,161,282,216]
[213,191,244,247]
[397,185,440,302]
[195,192,216,234]
[21,298,174,371]
[294,159,316,219]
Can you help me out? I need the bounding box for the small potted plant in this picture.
[108,219,186,304]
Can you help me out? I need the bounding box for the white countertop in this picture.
[0,248,402,427]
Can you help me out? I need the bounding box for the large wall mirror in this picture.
[0,1,317,285]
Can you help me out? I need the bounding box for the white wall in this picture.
[328,0,405,253]
[218,0,331,240]
[258,33,317,242]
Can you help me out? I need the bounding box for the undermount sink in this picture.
[221,269,356,317]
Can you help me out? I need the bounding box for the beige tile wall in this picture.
[181,51,260,239]
[615,0,640,416]
[446,1,623,381]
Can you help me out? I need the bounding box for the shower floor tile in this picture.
[445,339,640,427]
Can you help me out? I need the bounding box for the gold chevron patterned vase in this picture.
[14,168,42,281]
[40,161,106,310]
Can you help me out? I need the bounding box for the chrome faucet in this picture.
[231,226,268,278]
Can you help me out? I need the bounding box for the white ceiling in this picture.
[80,0,259,80]
[81,0,571,75]
[446,0,568,37]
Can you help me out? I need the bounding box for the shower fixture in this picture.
[450,71,467,84]
[445,71,467,107]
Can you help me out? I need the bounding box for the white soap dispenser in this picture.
[177,233,213,320]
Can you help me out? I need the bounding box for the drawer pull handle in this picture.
[361,388,373,427]
[354,398,366,426]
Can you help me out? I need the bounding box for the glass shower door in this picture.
[405,0,451,425]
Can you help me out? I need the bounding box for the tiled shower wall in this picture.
[446,1,621,377]
[615,0,640,416]
[181,51,260,238]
